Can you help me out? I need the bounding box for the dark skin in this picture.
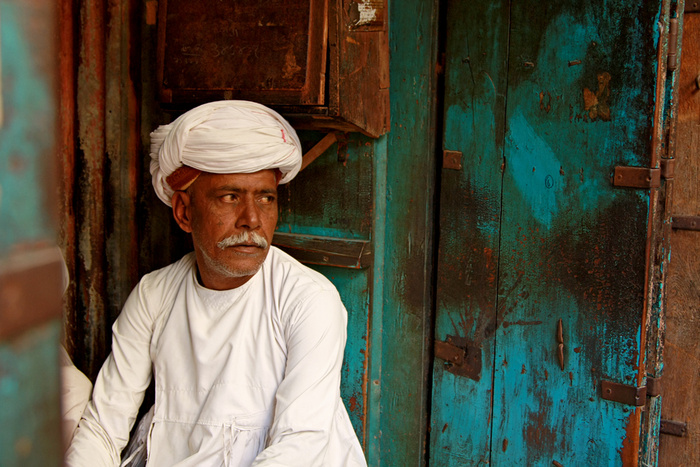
[171,170,279,290]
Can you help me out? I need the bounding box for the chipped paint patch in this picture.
[347,1,384,29]
[583,72,612,121]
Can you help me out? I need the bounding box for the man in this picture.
[65,101,366,466]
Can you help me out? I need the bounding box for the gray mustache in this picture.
[217,232,268,250]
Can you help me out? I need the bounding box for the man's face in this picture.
[172,170,279,290]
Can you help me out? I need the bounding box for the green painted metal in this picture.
[431,0,673,465]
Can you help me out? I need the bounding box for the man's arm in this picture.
[251,289,350,466]
[65,280,156,466]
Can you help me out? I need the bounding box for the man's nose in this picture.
[235,197,261,229]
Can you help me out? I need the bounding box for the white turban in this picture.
[149,100,302,206]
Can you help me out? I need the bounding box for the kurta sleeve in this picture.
[251,289,349,466]
[65,278,157,467]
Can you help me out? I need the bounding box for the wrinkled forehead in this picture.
[190,169,281,192]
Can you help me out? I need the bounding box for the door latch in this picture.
[434,335,482,381]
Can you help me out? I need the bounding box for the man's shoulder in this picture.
[266,246,339,296]
[139,252,196,292]
[265,247,346,322]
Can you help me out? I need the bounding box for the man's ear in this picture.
[171,191,193,233]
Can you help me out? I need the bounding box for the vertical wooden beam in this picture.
[58,0,77,354]
[74,0,107,380]
[373,1,439,465]
[658,5,700,466]
[104,0,140,327]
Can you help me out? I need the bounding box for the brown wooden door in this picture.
[658,8,700,465]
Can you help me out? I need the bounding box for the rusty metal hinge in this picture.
[646,376,662,397]
[660,420,688,437]
[672,216,700,231]
[601,380,647,406]
[613,166,661,188]
[434,335,481,380]
[660,158,675,179]
[435,338,465,366]
[668,18,679,72]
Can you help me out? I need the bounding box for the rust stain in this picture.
[145,1,157,25]
[539,91,552,113]
[502,438,508,452]
[282,47,302,80]
[502,319,543,328]
[582,72,611,121]
[442,423,448,433]
[349,395,358,412]
[619,409,641,466]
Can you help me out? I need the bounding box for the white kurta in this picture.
[65,248,366,467]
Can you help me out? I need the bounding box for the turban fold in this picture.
[149,100,302,206]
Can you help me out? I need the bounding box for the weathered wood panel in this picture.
[157,0,327,106]
[61,0,142,381]
[492,2,661,464]
[430,0,669,465]
[374,0,439,465]
[429,0,509,464]
[276,131,374,445]
[658,9,700,465]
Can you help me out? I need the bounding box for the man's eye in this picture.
[259,195,276,204]
[221,194,238,203]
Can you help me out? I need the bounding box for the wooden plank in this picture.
[658,11,700,463]
[157,0,327,106]
[276,130,375,449]
[105,0,141,333]
[72,0,108,381]
[490,1,661,465]
[272,232,372,269]
[58,0,78,357]
[428,0,509,464]
[374,0,439,464]
[333,0,390,137]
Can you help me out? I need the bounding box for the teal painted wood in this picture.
[367,134,386,465]
[313,265,370,444]
[0,323,63,466]
[277,131,374,450]
[430,0,670,465]
[491,1,663,465]
[642,2,682,464]
[429,0,509,465]
[375,0,440,465]
[277,131,374,241]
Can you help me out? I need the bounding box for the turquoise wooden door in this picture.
[430,0,675,465]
